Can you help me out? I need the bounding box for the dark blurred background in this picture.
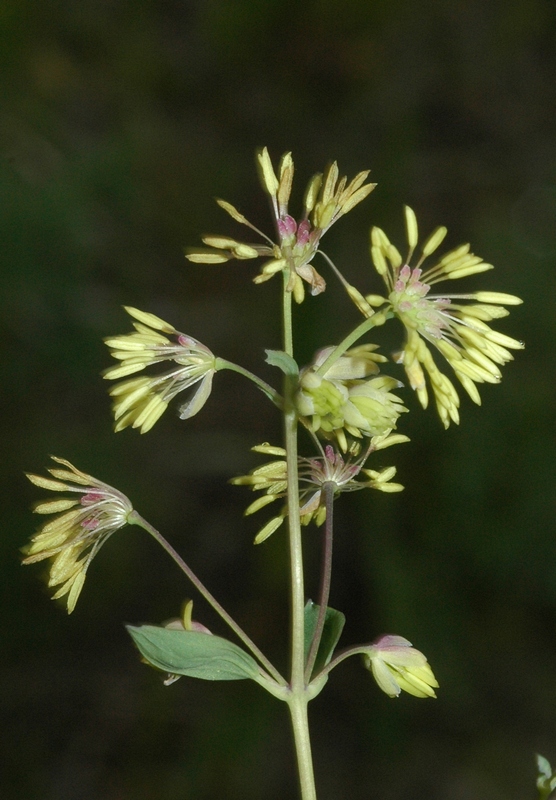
[2,1,556,798]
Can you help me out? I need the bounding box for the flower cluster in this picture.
[361,206,523,427]
[364,635,438,698]
[231,433,408,543]
[22,458,134,613]
[186,147,376,303]
[295,345,407,451]
[104,306,217,433]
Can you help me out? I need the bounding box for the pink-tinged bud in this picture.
[296,219,311,245]
[364,634,438,698]
[278,215,297,238]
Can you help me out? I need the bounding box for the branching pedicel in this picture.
[23,148,523,800]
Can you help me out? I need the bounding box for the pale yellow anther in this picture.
[458,305,509,321]
[386,244,402,269]
[185,252,231,264]
[257,147,279,196]
[232,244,259,260]
[441,254,483,273]
[455,372,482,404]
[365,293,388,307]
[293,274,305,304]
[404,205,419,251]
[465,347,501,378]
[333,175,347,202]
[370,226,390,249]
[181,599,194,630]
[261,258,287,275]
[314,199,336,230]
[201,236,238,249]
[344,170,371,197]
[245,495,279,516]
[435,339,462,362]
[421,226,448,257]
[26,474,70,492]
[484,330,524,349]
[277,152,294,208]
[445,263,494,280]
[321,162,339,205]
[474,291,523,305]
[347,285,374,317]
[251,443,287,456]
[303,173,322,214]
[215,198,251,226]
[438,243,470,266]
[340,182,376,215]
[254,516,284,544]
[124,307,176,334]
[34,499,78,514]
[132,396,168,433]
[371,246,388,276]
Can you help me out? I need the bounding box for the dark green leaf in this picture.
[127,625,261,681]
[303,601,345,676]
[265,349,299,377]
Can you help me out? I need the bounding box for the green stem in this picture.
[314,310,390,377]
[312,643,373,681]
[129,511,287,687]
[304,481,335,681]
[216,358,283,408]
[288,696,317,800]
[282,270,317,800]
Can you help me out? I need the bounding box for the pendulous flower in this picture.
[231,433,408,543]
[104,306,217,433]
[363,634,438,698]
[152,600,213,686]
[296,345,407,451]
[363,206,523,427]
[23,458,134,613]
[186,147,376,303]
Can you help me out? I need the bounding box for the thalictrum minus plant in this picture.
[23,147,523,800]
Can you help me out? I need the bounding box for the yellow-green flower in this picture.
[231,433,408,543]
[296,345,407,451]
[186,147,376,303]
[23,458,134,613]
[365,206,523,427]
[364,635,438,698]
[104,306,217,433]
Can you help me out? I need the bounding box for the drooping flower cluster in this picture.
[104,306,218,433]
[186,147,376,303]
[22,458,134,613]
[231,433,408,543]
[360,206,523,427]
[295,344,407,451]
[364,635,438,698]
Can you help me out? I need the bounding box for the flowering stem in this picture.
[128,511,287,687]
[288,696,317,800]
[216,359,283,408]
[282,271,318,800]
[304,482,335,681]
[312,643,372,681]
[314,310,391,377]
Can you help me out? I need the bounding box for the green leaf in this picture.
[127,625,261,681]
[265,349,299,377]
[304,600,345,676]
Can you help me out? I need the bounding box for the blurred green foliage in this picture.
[2,0,556,798]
